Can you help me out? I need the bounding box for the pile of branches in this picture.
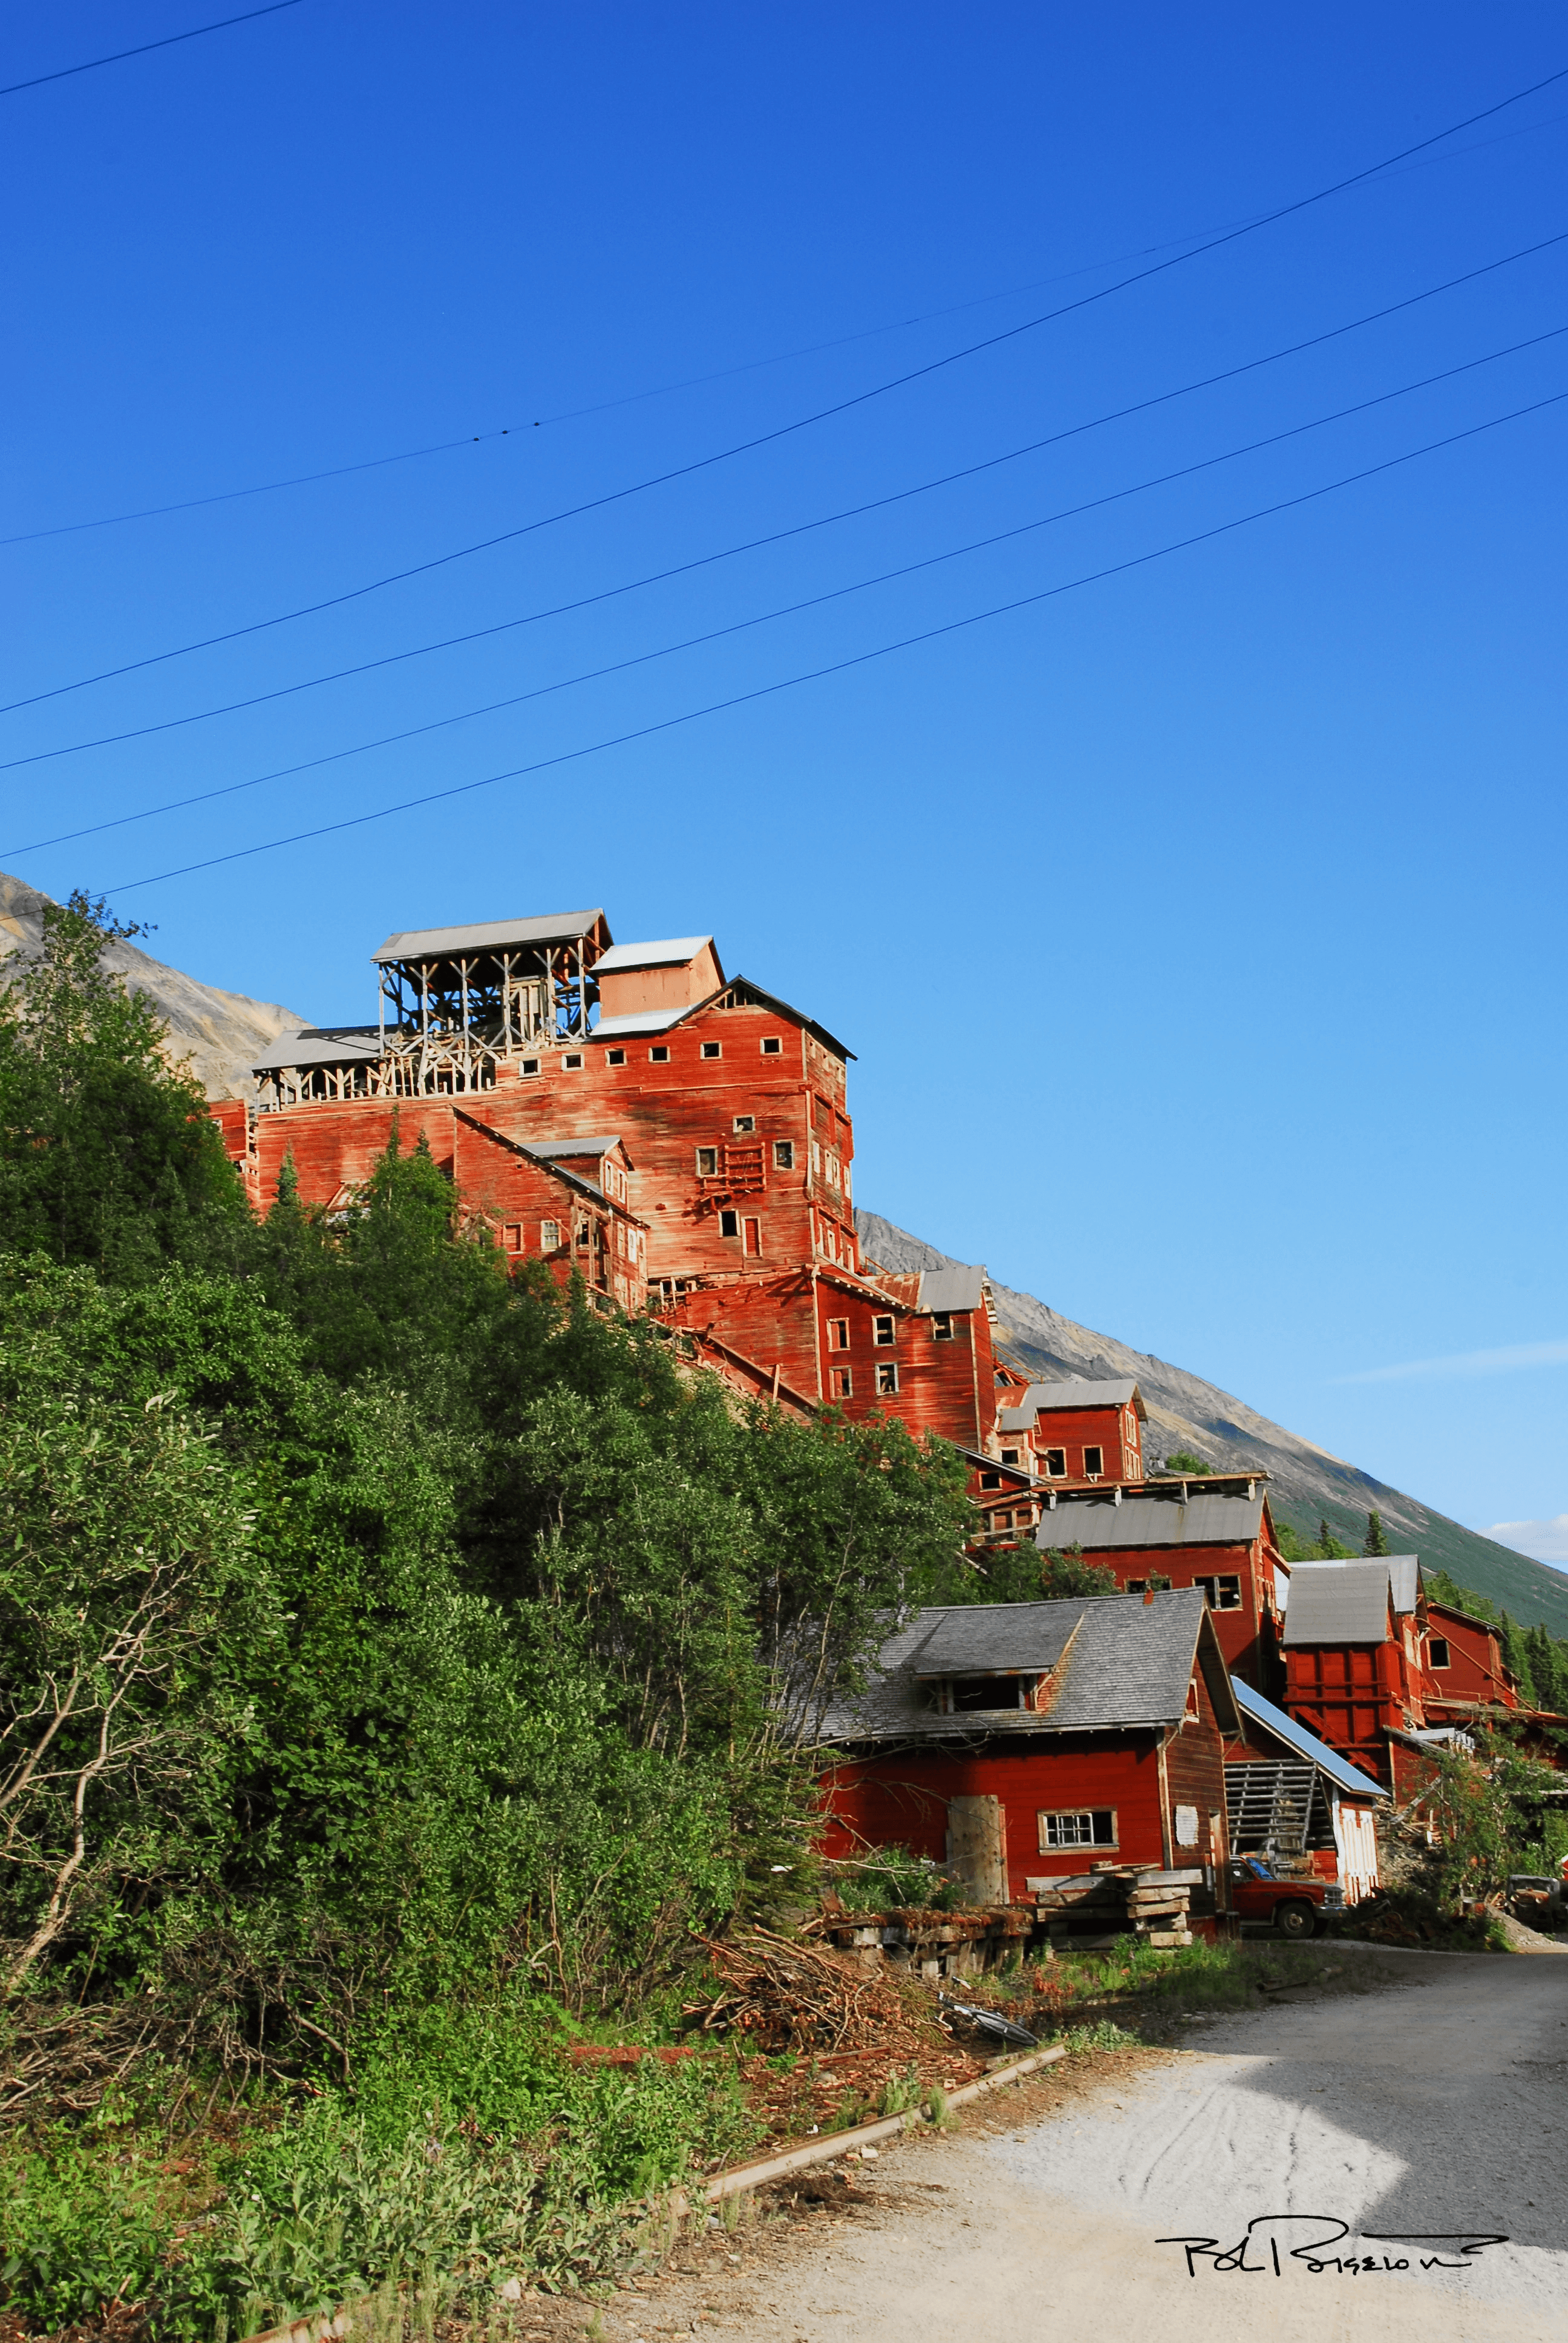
[682,1927,932,2057]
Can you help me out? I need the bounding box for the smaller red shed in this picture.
[815,1588,1240,1913]
[995,1376,1147,1484]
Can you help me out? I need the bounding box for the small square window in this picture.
[828,1318,849,1350]
[606,1048,626,1067]
[1082,1445,1103,1478]
[760,1036,783,1056]
[650,1045,670,1063]
[701,1041,721,1060]
[773,1139,794,1170]
[980,1471,1002,1490]
[931,1311,954,1342]
[1000,1448,1019,1465]
[832,1366,853,1398]
[1126,1579,1148,1596]
[876,1362,899,1396]
[520,1057,540,1078]
[873,1315,895,1348]
[1043,1448,1066,1477]
[576,1223,591,1248]
[540,1219,560,1251]
[696,1147,719,1176]
[1428,1637,1451,1669]
[719,1208,740,1239]
[733,1115,756,1133]
[562,1052,583,1071]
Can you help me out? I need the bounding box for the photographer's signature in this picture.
[1158,2217,1508,2276]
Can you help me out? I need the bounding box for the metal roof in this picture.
[519,1135,623,1158]
[592,1008,687,1038]
[1232,1678,1388,1800]
[1035,1487,1264,1551]
[1282,1562,1397,1647]
[998,1377,1143,1430]
[1387,1555,1420,1614]
[819,1588,1230,1742]
[251,1026,383,1072]
[593,936,716,973]
[371,910,606,964]
[911,1607,1080,1677]
[916,1265,987,1316]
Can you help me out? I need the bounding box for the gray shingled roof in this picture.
[998,1376,1142,1432]
[819,1589,1228,1743]
[1034,1487,1264,1552]
[911,1608,1080,1677]
[1282,1561,1396,1647]
[916,1265,987,1316]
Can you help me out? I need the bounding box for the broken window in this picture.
[1042,1448,1066,1477]
[931,1311,954,1342]
[828,1319,850,1350]
[696,1147,719,1176]
[1038,1809,1117,1850]
[760,1036,783,1056]
[832,1367,852,1398]
[873,1316,895,1347]
[733,1115,756,1133]
[1193,1576,1242,1611]
[876,1361,898,1395]
[1083,1446,1103,1478]
[540,1220,560,1251]
[774,1139,794,1169]
[1000,1447,1019,1465]
[701,1041,722,1060]
[650,1045,670,1063]
[1428,1637,1451,1669]
[719,1209,740,1239]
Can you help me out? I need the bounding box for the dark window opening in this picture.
[760,1036,783,1055]
[832,1366,852,1397]
[1428,1637,1451,1669]
[1043,1448,1066,1477]
[1126,1580,1148,1596]
[1083,1446,1103,1478]
[1000,1447,1019,1465]
[719,1209,740,1239]
[980,1471,1002,1490]
[932,1311,954,1341]
[949,1675,1022,1712]
[1194,1575,1243,1611]
[563,1052,583,1070]
[606,1048,626,1067]
[873,1315,895,1347]
[828,1318,850,1350]
[701,1041,722,1059]
[520,1058,540,1077]
[650,1045,670,1063]
[774,1139,795,1168]
[876,1361,898,1395]
[733,1115,756,1133]
[696,1147,718,1176]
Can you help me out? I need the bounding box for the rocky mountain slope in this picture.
[856,1208,1568,1638]
[0,871,305,1100]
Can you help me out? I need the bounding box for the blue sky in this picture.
[3,3,1565,1559]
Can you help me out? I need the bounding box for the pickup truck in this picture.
[1229,1857,1345,1939]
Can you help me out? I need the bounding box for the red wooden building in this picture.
[1224,1677,1387,1906]
[994,1376,1148,1483]
[815,1588,1240,1907]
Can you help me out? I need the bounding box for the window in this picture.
[719,1209,740,1239]
[828,1318,850,1350]
[950,1676,1025,1712]
[1039,1809,1117,1850]
[502,1224,523,1253]
[774,1139,794,1169]
[760,1035,782,1055]
[696,1147,719,1176]
[873,1315,895,1347]
[979,1471,1002,1490]
[1000,1448,1019,1465]
[650,1045,670,1063]
[931,1311,954,1342]
[1428,1637,1452,1670]
[733,1115,756,1133]
[1193,1576,1243,1611]
[520,1058,540,1078]
[832,1366,852,1398]
[1042,1447,1066,1477]
[1083,1445,1103,1478]
[540,1220,560,1251]
[1126,1579,1148,1596]
[562,1052,583,1071]
[576,1223,590,1248]
[876,1361,899,1395]
[606,1048,626,1067]
[701,1041,721,1060]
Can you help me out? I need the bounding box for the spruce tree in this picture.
[1363,1509,1390,1556]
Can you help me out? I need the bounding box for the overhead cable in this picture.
[9,225,1564,778]
[101,384,1568,894]
[7,57,1567,718]
[1,2,303,99]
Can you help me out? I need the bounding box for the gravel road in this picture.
[623,1950,1568,2343]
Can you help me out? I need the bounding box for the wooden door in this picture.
[946,1794,1008,1906]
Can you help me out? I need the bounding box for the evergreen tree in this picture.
[1363,1509,1390,1556]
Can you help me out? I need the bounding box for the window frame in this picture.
[1428,1637,1452,1670]
[519,1057,540,1078]
[540,1219,561,1251]
[701,1040,722,1060]
[931,1311,954,1342]
[773,1139,795,1170]
[1042,1447,1067,1477]
[873,1314,896,1348]
[732,1114,756,1133]
[1082,1444,1104,1478]
[718,1208,740,1239]
[875,1360,899,1396]
[605,1047,626,1067]
[561,1052,584,1071]
[1037,1807,1117,1851]
[760,1035,783,1056]
[832,1366,853,1398]
[827,1318,850,1351]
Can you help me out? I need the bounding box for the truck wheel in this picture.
[1275,1901,1316,1940]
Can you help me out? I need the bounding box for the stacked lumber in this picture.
[1027,1864,1203,1949]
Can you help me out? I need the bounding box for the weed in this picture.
[875,2071,921,2119]
[923,2086,952,2131]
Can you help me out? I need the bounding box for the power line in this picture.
[12,320,1565,862]
[101,385,1567,895]
[1,2,304,99]
[8,111,1564,549]
[8,226,1564,775]
[8,59,1566,719]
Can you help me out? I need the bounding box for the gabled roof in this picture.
[912,1607,1081,1677]
[252,1024,382,1072]
[1282,1561,1399,1647]
[999,1377,1143,1432]
[1232,1678,1388,1799]
[593,936,719,975]
[372,910,606,964]
[520,1134,626,1160]
[452,1110,642,1213]
[916,1265,988,1316]
[1034,1486,1264,1552]
[819,1588,1236,1742]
